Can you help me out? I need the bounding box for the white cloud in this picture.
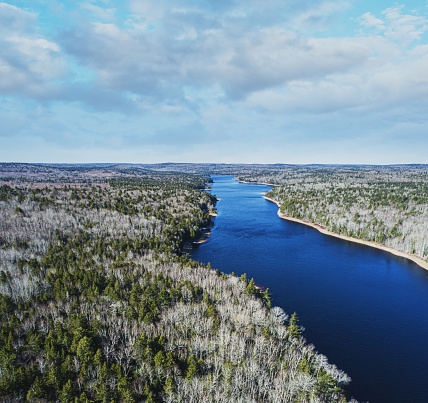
[382,5,428,44]
[0,3,66,99]
[59,17,371,106]
[246,79,363,114]
[244,35,428,117]
[0,2,37,34]
[357,5,428,45]
[357,12,385,31]
[2,1,428,164]
[0,36,65,97]
[241,5,428,117]
[81,2,116,21]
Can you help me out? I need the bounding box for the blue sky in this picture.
[1,0,428,164]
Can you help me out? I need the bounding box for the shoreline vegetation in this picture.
[263,195,428,272]
[236,177,428,270]
[238,179,279,187]
[192,221,215,245]
[191,199,221,247]
[234,168,428,272]
[191,201,220,247]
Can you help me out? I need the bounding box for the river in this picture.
[191,176,428,402]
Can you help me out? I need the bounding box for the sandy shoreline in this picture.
[235,179,279,187]
[264,196,428,272]
[192,229,211,245]
[191,214,217,247]
[182,224,213,252]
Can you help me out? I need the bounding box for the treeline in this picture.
[259,167,428,261]
[237,164,428,185]
[0,171,352,402]
[0,163,211,189]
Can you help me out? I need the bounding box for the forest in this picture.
[238,165,428,262]
[0,164,352,402]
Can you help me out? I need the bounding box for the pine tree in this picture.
[288,312,301,339]
[59,380,76,403]
[186,355,199,380]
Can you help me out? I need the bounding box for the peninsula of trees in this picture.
[0,163,352,402]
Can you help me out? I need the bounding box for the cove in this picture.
[191,176,428,402]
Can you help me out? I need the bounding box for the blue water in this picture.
[191,176,428,402]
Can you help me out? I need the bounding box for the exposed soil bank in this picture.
[182,219,216,253]
[193,221,214,245]
[235,179,279,187]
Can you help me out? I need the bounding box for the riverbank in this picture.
[182,215,216,252]
[182,229,211,252]
[236,179,279,187]
[264,196,428,272]
[193,222,214,245]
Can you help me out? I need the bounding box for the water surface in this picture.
[191,176,428,402]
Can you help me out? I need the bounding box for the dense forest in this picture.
[0,164,352,402]
[238,166,428,262]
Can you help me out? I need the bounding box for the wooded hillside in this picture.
[0,164,351,402]
[239,166,428,261]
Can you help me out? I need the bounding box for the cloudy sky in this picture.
[1,0,428,164]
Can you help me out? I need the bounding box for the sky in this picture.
[1,0,428,164]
